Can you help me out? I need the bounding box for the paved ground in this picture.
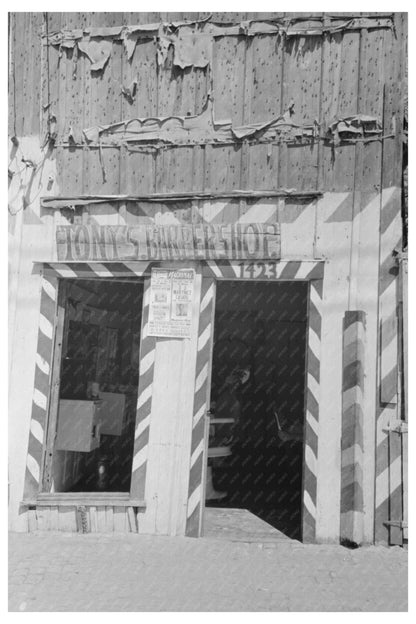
[9,531,407,611]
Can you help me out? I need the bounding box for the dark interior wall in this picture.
[212,281,308,446]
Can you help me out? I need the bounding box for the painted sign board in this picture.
[56,224,280,261]
[148,268,195,338]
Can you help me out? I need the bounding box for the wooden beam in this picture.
[41,189,323,209]
[22,495,146,508]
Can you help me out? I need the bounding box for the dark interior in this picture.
[52,279,143,493]
[207,280,308,540]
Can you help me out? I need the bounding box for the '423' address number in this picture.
[238,261,280,279]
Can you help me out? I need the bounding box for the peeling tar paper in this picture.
[148,268,195,339]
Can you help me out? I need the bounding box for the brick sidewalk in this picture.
[9,533,407,611]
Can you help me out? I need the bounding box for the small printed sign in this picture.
[148,268,195,339]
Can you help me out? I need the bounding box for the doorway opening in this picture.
[206,280,308,540]
[45,278,143,494]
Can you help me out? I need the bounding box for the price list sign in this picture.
[148,268,195,338]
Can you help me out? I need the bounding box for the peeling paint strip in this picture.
[45,16,393,45]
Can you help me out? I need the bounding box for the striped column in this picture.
[340,311,366,545]
[185,277,215,537]
[23,274,58,499]
[375,188,403,544]
[130,279,156,501]
[302,278,323,543]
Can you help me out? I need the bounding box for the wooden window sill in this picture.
[22,492,146,508]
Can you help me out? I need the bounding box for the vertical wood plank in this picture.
[58,507,78,532]
[388,430,403,545]
[164,147,194,193]
[61,12,88,30]
[89,505,98,532]
[338,30,360,117]
[122,38,157,119]
[85,147,121,194]
[26,14,43,136]
[8,14,16,136]
[96,506,107,532]
[127,507,137,533]
[250,33,283,123]
[12,13,27,136]
[49,505,59,530]
[28,509,38,532]
[200,415,211,536]
[203,144,211,191]
[402,259,408,419]
[105,506,114,532]
[284,35,322,125]
[212,35,246,124]
[113,506,127,532]
[36,506,51,531]
[402,430,408,540]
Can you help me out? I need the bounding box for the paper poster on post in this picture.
[148,268,195,338]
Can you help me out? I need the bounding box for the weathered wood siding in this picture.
[9,12,407,196]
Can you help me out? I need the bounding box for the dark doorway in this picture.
[48,279,143,493]
[206,280,308,540]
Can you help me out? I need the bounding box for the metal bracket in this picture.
[383,419,408,434]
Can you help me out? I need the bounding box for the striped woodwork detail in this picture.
[379,188,402,404]
[194,198,315,227]
[42,261,153,279]
[375,187,403,544]
[302,278,323,543]
[23,274,58,499]
[185,261,324,543]
[340,311,366,544]
[130,280,156,500]
[185,277,215,537]
[24,262,153,503]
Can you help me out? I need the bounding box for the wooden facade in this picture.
[8,12,407,545]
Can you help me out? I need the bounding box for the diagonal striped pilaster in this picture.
[340,310,366,545]
[130,279,156,501]
[185,277,215,537]
[23,274,58,499]
[302,278,323,543]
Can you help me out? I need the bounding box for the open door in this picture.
[205,280,308,540]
